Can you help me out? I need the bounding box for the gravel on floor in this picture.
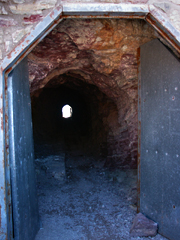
[35,153,167,240]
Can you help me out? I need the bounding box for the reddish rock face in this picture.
[29,19,157,168]
[24,14,42,23]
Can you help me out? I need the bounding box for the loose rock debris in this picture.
[35,153,167,240]
[130,213,158,237]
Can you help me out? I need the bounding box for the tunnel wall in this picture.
[29,18,158,168]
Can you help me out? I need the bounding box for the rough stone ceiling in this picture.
[29,18,158,168]
[28,19,157,97]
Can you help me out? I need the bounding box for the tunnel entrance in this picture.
[4,15,180,240]
[31,75,140,240]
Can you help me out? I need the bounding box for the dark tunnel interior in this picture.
[31,76,139,240]
[31,75,118,162]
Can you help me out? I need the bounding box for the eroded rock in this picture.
[130,212,158,237]
[29,19,158,168]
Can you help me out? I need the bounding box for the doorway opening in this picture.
[62,104,72,118]
[6,15,179,239]
[31,75,139,240]
[27,18,166,239]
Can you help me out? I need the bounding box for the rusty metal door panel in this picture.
[140,39,180,240]
[8,58,39,240]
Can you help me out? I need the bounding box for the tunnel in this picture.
[1,6,180,239]
[26,18,160,239]
[28,18,154,170]
[31,74,111,160]
[31,74,139,240]
[9,17,180,239]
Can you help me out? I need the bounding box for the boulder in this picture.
[130,212,158,237]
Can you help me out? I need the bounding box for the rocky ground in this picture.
[34,152,167,240]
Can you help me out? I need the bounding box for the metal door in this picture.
[8,58,39,240]
[139,39,180,239]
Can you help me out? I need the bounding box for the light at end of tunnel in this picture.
[62,104,72,118]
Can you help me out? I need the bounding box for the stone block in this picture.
[169,9,180,31]
[24,14,42,24]
[5,40,11,52]
[13,0,25,3]
[10,4,42,14]
[169,0,180,4]
[0,17,17,27]
[0,35,3,44]
[0,6,8,15]
[0,49,2,59]
[49,154,66,181]
[130,212,158,237]
[12,26,32,43]
[10,1,56,15]
[153,3,171,13]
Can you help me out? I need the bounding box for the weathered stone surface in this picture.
[5,40,11,52]
[0,17,17,26]
[13,0,25,3]
[28,19,157,168]
[0,0,179,64]
[153,2,171,13]
[169,8,180,31]
[0,49,2,59]
[130,213,158,237]
[0,5,8,15]
[35,153,66,181]
[12,26,32,43]
[24,14,42,24]
[10,1,56,14]
[169,0,180,4]
[0,35,3,44]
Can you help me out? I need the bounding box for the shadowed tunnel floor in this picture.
[34,148,167,240]
[32,82,167,240]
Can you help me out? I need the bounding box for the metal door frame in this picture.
[0,3,180,240]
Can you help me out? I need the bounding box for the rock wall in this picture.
[0,1,180,168]
[30,18,157,168]
[0,1,180,61]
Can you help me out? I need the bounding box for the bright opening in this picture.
[62,104,72,118]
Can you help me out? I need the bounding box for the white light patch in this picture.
[62,104,72,118]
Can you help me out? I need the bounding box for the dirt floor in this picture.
[34,151,167,240]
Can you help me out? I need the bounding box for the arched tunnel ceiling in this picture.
[29,18,156,97]
[29,18,156,168]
